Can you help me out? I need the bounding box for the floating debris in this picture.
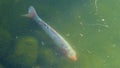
[79,22,84,26]
[78,16,81,18]
[87,49,92,54]
[66,33,70,37]
[98,29,101,32]
[89,24,109,28]
[103,25,109,28]
[101,18,105,21]
[95,0,98,11]
[106,55,110,58]
[41,41,45,46]
[16,36,18,39]
[80,33,84,37]
[112,44,116,48]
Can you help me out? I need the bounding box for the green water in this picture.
[0,0,120,68]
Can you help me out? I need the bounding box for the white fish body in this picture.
[23,6,77,61]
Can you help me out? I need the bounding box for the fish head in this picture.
[69,54,77,61]
[67,50,77,61]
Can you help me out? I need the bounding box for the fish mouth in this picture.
[70,55,77,61]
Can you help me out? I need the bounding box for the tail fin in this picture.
[22,6,38,18]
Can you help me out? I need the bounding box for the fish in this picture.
[23,6,77,61]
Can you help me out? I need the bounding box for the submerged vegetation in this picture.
[6,36,38,68]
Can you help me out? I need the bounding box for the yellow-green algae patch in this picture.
[8,36,38,67]
[38,47,58,67]
[0,64,4,68]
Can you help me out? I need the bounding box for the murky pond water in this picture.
[0,0,120,68]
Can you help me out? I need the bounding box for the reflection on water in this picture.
[0,0,120,68]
